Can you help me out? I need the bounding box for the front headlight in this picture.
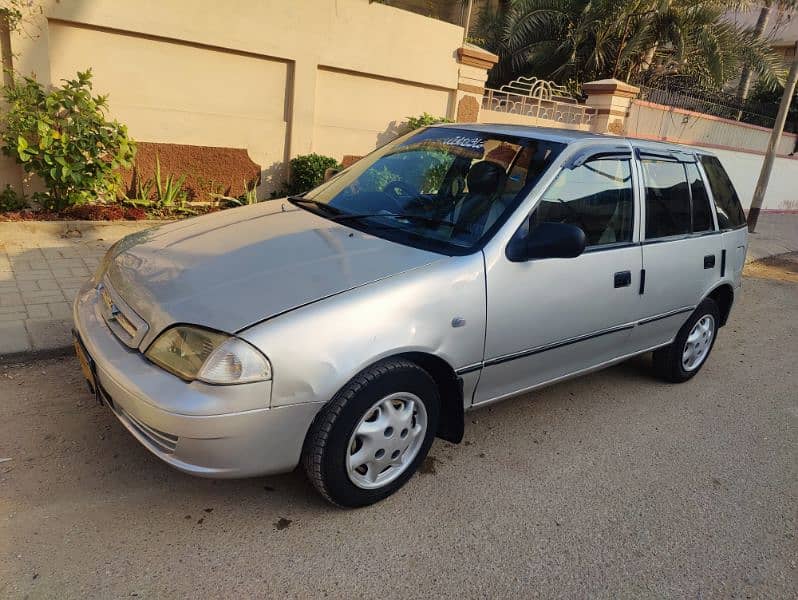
[145,325,271,385]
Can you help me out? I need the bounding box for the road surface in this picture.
[1,262,796,598]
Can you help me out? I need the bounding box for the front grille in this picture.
[97,277,149,348]
[115,404,179,454]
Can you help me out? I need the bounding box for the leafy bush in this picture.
[360,165,400,192]
[406,112,452,131]
[288,153,341,195]
[1,70,136,210]
[0,1,40,33]
[0,185,28,212]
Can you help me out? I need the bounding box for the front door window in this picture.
[534,157,634,247]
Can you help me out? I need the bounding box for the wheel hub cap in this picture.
[346,392,427,490]
[682,314,715,371]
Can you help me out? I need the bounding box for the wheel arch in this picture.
[314,351,465,445]
[300,351,465,472]
[706,283,734,327]
[395,352,464,444]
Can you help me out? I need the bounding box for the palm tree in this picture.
[474,0,786,90]
[735,1,797,101]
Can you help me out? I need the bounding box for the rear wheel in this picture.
[653,298,719,383]
[302,358,439,507]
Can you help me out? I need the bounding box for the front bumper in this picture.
[72,283,323,478]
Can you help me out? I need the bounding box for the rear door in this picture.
[633,150,723,350]
[698,154,748,290]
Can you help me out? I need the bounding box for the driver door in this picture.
[474,152,644,404]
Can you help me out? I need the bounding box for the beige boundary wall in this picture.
[2,0,469,194]
[2,3,796,215]
[626,99,798,157]
[624,98,798,212]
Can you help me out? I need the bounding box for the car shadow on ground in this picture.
[43,350,665,513]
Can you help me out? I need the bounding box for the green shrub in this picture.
[406,112,452,131]
[0,69,136,210]
[288,153,341,195]
[0,184,27,212]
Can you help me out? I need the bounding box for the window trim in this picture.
[582,240,639,253]
[684,161,716,234]
[640,229,722,246]
[564,146,631,169]
[635,148,696,164]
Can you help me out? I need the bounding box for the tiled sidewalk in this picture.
[0,237,111,354]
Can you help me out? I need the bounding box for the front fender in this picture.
[238,252,486,409]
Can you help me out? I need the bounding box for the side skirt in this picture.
[466,341,672,411]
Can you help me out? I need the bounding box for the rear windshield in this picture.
[699,155,746,229]
[296,127,565,255]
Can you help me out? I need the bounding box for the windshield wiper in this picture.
[288,195,343,216]
[290,198,466,233]
[330,212,462,231]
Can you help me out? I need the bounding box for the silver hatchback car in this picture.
[73,125,748,506]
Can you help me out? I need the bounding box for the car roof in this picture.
[435,123,717,157]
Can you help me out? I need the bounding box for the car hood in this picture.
[105,201,442,344]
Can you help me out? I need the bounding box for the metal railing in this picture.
[637,85,779,130]
[482,76,596,126]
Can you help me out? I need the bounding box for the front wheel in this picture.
[302,359,439,507]
[653,298,720,383]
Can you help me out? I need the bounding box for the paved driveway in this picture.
[1,270,796,598]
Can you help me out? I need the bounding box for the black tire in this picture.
[302,358,440,508]
[653,298,720,383]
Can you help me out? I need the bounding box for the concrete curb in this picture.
[0,344,73,365]
[0,219,173,244]
[743,213,798,263]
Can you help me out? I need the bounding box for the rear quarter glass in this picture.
[699,155,746,229]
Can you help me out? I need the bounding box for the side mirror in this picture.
[323,167,341,182]
[506,221,587,262]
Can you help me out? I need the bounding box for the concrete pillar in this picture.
[454,45,498,123]
[582,79,640,135]
[0,15,24,194]
[7,9,51,196]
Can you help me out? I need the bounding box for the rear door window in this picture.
[699,155,746,229]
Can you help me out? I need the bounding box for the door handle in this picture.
[614,271,632,288]
[704,254,716,269]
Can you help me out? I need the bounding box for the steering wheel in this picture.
[383,180,413,198]
[376,189,406,213]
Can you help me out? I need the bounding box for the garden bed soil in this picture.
[0,203,220,222]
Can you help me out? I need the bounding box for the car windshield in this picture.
[295,127,566,255]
